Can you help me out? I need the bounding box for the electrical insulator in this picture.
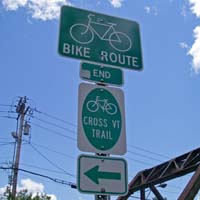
[11,131,18,139]
[23,122,31,135]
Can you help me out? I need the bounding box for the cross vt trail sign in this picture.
[77,83,126,155]
[58,6,143,70]
[77,154,128,195]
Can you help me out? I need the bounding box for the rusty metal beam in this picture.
[150,186,165,200]
[117,147,200,200]
[178,164,200,200]
[140,188,145,200]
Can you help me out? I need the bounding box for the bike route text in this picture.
[63,43,139,68]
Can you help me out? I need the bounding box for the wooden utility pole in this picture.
[11,97,29,199]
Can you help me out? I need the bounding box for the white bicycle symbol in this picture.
[70,14,132,52]
[86,96,117,115]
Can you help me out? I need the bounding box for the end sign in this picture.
[80,62,123,86]
[58,6,143,70]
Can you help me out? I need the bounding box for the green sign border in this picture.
[77,154,128,195]
[82,87,122,151]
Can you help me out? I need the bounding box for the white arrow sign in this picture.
[77,154,128,195]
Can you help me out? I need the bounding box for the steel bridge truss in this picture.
[117,147,200,200]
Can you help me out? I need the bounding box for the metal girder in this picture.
[150,186,165,200]
[178,164,200,200]
[140,188,145,200]
[117,147,200,200]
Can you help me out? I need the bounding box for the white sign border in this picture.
[77,154,128,195]
[77,82,126,155]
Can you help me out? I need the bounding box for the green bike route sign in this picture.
[77,154,128,195]
[80,62,123,86]
[58,6,143,70]
[77,83,126,155]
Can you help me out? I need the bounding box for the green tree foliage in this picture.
[0,188,51,200]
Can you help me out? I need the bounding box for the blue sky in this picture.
[0,0,200,199]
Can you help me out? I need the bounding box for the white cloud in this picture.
[19,179,57,199]
[47,194,57,200]
[2,0,27,10]
[189,0,200,18]
[180,42,189,49]
[2,0,124,20]
[187,0,200,74]
[0,179,57,200]
[188,26,200,73]
[144,6,158,16]
[18,178,44,194]
[28,0,71,21]
[0,185,8,195]
[78,197,86,200]
[2,0,72,20]
[109,0,123,8]
[181,5,187,17]
[144,6,151,14]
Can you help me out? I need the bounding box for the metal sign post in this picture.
[95,153,111,200]
[57,5,142,200]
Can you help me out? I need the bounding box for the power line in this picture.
[30,116,76,135]
[31,118,167,162]
[30,123,166,167]
[127,143,170,159]
[30,122,76,141]
[0,142,15,147]
[2,101,169,162]
[29,143,75,178]
[29,121,170,172]
[29,141,75,160]
[34,109,77,127]
[0,115,17,119]
[0,166,77,188]
[0,104,13,107]
[28,137,157,168]
[0,110,16,113]
[0,137,13,140]
[0,99,182,197]
[29,123,161,166]
[19,163,70,175]
[5,100,171,174]
[32,108,170,160]
[125,156,154,166]
[0,99,182,196]
[127,150,163,163]
[24,144,180,197]
[0,157,12,160]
